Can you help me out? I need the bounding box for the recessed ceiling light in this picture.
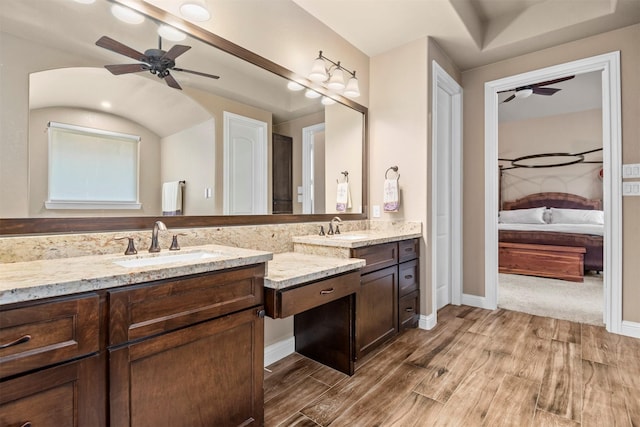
[101,101,112,109]
[111,5,144,25]
[179,2,211,22]
[73,0,96,4]
[158,25,186,42]
[287,81,304,91]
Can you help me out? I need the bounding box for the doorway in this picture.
[302,123,326,214]
[223,111,268,215]
[483,52,622,333]
[431,61,463,318]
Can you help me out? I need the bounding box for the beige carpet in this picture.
[498,272,604,326]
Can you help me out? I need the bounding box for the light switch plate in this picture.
[372,205,381,217]
[622,163,640,178]
[623,182,640,196]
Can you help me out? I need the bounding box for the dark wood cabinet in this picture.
[352,238,420,361]
[0,294,106,427]
[109,307,264,427]
[108,264,266,427]
[272,133,293,214]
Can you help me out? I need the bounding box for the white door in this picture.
[302,123,325,214]
[223,112,267,215]
[435,86,452,309]
[431,61,463,316]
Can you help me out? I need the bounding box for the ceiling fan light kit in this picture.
[499,75,575,103]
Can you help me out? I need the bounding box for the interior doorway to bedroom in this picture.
[483,52,623,334]
[496,70,604,325]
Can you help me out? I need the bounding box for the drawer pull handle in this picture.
[21,423,32,427]
[405,307,414,312]
[404,247,413,252]
[320,288,335,295]
[404,275,413,280]
[0,334,31,350]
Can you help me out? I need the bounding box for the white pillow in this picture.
[499,207,546,224]
[550,208,604,225]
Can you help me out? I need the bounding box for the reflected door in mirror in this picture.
[273,133,293,214]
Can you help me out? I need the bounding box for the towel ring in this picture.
[337,171,349,183]
[385,166,400,181]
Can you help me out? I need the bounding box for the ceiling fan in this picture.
[499,75,575,103]
[95,35,220,90]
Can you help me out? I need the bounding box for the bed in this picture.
[498,192,603,272]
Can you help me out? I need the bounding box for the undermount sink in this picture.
[329,234,369,240]
[113,251,221,268]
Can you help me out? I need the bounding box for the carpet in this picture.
[498,272,604,326]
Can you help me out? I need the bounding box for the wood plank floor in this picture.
[264,305,640,426]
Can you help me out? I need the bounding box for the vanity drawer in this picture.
[108,264,265,346]
[399,290,419,330]
[352,242,397,275]
[0,294,100,378]
[398,259,419,297]
[398,239,419,263]
[273,271,360,318]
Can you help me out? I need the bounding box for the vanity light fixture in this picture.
[158,24,187,42]
[179,1,211,22]
[111,4,144,24]
[287,81,305,91]
[308,51,360,98]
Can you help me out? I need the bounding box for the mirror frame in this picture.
[0,0,368,235]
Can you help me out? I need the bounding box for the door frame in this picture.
[222,111,268,215]
[302,123,325,214]
[483,52,622,333]
[431,61,463,324]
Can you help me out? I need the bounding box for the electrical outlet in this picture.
[622,163,640,178]
[372,205,381,217]
[623,182,640,196]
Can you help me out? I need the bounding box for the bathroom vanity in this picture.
[0,246,271,427]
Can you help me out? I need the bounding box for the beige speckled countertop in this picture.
[292,229,422,248]
[0,244,273,306]
[264,253,365,290]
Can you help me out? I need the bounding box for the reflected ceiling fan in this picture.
[499,75,575,103]
[95,35,219,90]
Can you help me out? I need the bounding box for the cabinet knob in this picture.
[320,288,335,295]
[0,334,31,350]
[257,309,266,318]
[405,307,414,312]
[404,275,413,280]
[404,247,413,252]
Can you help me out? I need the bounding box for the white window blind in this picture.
[46,121,141,210]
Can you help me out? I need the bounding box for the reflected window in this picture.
[45,121,141,210]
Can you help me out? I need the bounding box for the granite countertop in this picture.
[291,229,422,248]
[0,244,273,306]
[264,252,365,290]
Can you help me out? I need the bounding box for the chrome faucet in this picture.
[149,220,167,253]
[327,216,342,235]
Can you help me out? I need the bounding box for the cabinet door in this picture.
[0,353,106,427]
[356,266,398,359]
[109,307,264,427]
[272,133,293,214]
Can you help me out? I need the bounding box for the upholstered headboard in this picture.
[502,192,601,210]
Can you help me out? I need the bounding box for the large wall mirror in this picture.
[0,0,367,234]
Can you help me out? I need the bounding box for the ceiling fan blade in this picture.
[172,67,220,80]
[502,94,516,103]
[497,89,514,94]
[532,75,575,87]
[104,64,148,75]
[532,87,561,96]
[96,36,148,62]
[162,45,191,61]
[164,73,182,90]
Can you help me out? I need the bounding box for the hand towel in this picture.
[336,182,350,212]
[383,178,400,212]
[162,181,183,216]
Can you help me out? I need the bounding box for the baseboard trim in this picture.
[264,336,295,367]
[462,293,492,309]
[419,313,436,330]
[621,320,640,339]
